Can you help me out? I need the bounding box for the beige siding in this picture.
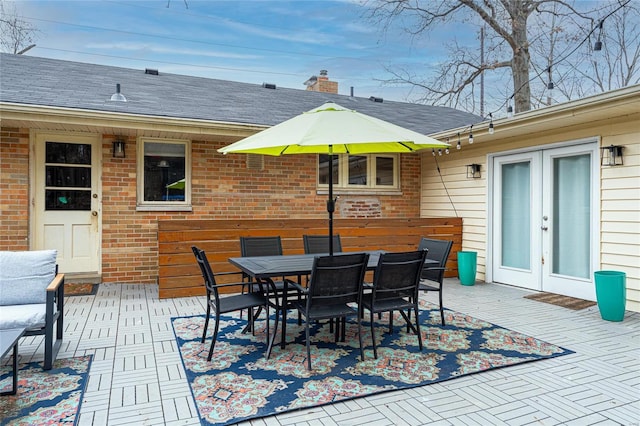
[421,105,640,313]
[600,127,639,313]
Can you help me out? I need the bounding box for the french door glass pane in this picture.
[501,162,530,269]
[552,154,590,278]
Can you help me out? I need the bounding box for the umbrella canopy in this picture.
[218,102,449,254]
[166,178,185,190]
[218,102,449,155]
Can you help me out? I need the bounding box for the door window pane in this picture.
[45,142,92,211]
[501,162,530,269]
[552,154,590,278]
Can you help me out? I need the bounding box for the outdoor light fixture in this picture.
[112,139,125,158]
[466,164,481,179]
[110,83,127,102]
[600,145,624,166]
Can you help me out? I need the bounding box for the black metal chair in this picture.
[302,234,342,254]
[290,253,369,370]
[361,250,426,358]
[192,246,275,361]
[417,238,453,325]
[239,236,302,323]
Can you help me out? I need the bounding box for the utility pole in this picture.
[480,26,485,117]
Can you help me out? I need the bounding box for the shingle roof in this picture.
[0,53,480,134]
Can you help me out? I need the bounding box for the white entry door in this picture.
[33,133,101,274]
[492,142,598,300]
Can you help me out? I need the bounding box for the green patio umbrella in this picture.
[218,102,449,255]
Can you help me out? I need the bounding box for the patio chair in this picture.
[302,234,342,254]
[417,237,453,325]
[239,236,302,324]
[192,246,275,361]
[290,253,369,370]
[361,250,426,358]
[0,249,64,370]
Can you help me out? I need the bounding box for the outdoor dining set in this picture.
[191,235,453,370]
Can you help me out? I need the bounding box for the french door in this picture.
[491,143,598,300]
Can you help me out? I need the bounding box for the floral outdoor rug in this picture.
[172,302,573,426]
[0,355,92,425]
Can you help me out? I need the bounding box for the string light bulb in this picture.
[438,149,442,156]
[488,113,494,135]
[432,149,436,156]
[445,138,450,154]
[469,125,474,144]
[457,133,461,150]
[594,20,603,51]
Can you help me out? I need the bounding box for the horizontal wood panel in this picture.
[158,218,463,298]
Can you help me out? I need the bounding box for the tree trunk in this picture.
[511,11,531,112]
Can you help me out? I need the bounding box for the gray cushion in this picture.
[0,250,57,305]
[0,303,49,330]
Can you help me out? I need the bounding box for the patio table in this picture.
[228,251,437,354]
[1,327,26,396]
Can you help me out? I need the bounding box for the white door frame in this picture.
[30,130,102,274]
[487,137,600,299]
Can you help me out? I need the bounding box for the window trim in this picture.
[136,137,192,211]
[317,153,400,192]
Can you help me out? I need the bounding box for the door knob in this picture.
[91,211,98,216]
[541,226,548,231]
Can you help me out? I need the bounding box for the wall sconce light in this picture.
[112,139,125,158]
[466,163,481,179]
[600,145,624,166]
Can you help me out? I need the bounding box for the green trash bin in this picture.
[458,251,477,286]
[594,270,626,322]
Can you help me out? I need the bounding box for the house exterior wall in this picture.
[420,113,640,313]
[1,128,422,283]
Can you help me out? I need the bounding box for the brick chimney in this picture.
[304,69,338,94]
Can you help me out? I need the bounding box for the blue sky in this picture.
[12,0,466,102]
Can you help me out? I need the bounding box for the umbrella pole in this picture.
[328,146,335,256]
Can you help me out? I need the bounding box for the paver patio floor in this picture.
[10,280,640,425]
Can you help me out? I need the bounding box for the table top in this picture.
[229,250,438,279]
[0,328,26,359]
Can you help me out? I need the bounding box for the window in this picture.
[137,138,191,210]
[318,154,399,191]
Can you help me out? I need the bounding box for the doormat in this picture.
[0,355,92,426]
[172,302,573,425]
[65,283,99,297]
[524,292,596,310]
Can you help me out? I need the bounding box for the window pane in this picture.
[143,142,186,202]
[552,154,590,278]
[348,155,367,185]
[501,162,530,270]
[45,189,91,210]
[46,142,91,164]
[375,157,394,186]
[46,166,91,188]
[318,154,339,185]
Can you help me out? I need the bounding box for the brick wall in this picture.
[1,128,422,283]
[0,127,30,250]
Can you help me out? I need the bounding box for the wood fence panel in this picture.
[158,218,463,298]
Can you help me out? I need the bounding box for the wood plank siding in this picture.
[158,218,462,298]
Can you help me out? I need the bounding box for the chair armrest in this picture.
[46,273,65,292]
[213,270,245,278]
[289,281,308,294]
